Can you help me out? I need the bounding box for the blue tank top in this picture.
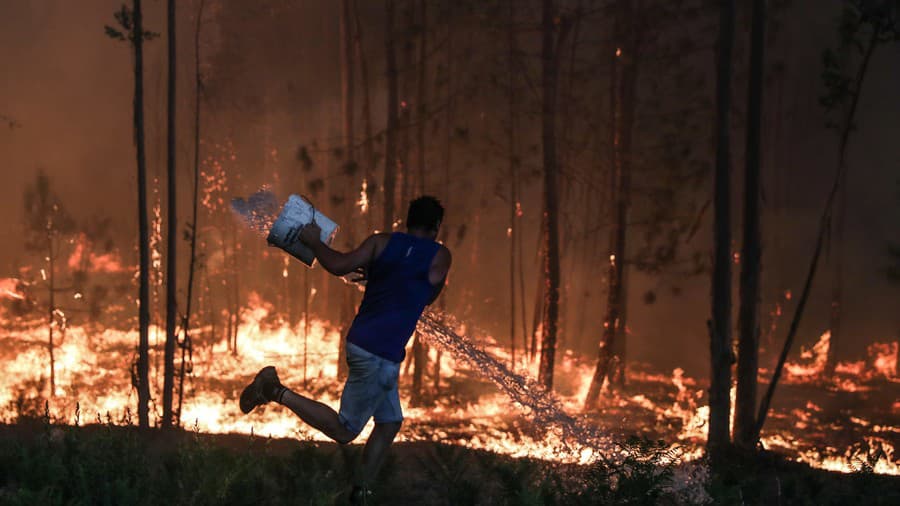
[346,233,441,362]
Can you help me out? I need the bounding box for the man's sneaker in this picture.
[239,366,283,414]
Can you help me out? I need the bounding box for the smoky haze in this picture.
[1,0,898,378]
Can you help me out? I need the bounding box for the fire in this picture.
[67,235,125,273]
[1,298,897,475]
[0,278,25,300]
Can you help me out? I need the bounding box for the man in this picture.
[239,196,451,503]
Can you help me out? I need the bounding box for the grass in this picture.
[0,419,898,505]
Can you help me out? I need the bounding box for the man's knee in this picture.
[374,421,402,436]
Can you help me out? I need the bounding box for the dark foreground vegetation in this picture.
[1,422,898,505]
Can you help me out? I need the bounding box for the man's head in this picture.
[406,196,444,238]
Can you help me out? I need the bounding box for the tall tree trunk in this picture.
[610,5,638,389]
[507,0,519,368]
[537,0,562,390]
[585,4,639,404]
[754,25,881,442]
[177,0,205,426]
[410,0,428,406]
[383,0,399,232]
[162,0,177,430]
[734,0,765,449]
[708,0,736,465]
[352,0,375,232]
[132,0,152,429]
[399,2,414,211]
[338,0,355,380]
[434,0,455,393]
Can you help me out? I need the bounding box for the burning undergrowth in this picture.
[1,298,898,478]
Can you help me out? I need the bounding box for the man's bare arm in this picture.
[299,224,379,277]
[427,246,452,305]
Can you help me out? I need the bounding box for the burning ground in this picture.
[2,298,897,477]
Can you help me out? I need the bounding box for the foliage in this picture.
[578,436,707,505]
[104,4,159,43]
[0,424,342,506]
[2,425,899,505]
[820,0,900,130]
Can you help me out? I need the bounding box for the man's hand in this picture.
[299,221,322,246]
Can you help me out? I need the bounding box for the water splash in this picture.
[230,189,280,234]
[418,311,617,464]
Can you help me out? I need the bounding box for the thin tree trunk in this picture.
[507,0,518,368]
[530,227,545,360]
[754,25,881,442]
[734,0,765,449]
[410,0,428,405]
[162,0,177,429]
[177,0,205,426]
[537,0,562,390]
[133,0,152,429]
[47,234,55,397]
[383,0,399,232]
[610,6,638,389]
[399,2,414,212]
[434,0,454,393]
[825,170,846,376]
[352,0,375,232]
[338,0,355,380]
[584,11,625,410]
[708,0,736,465]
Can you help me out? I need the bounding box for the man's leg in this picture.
[358,421,401,486]
[279,389,357,444]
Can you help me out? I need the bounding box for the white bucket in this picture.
[267,195,338,266]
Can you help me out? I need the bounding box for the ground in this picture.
[1,421,898,505]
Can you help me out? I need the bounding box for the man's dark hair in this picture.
[406,196,444,231]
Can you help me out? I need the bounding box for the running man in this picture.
[239,196,451,503]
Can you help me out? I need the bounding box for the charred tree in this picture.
[107,0,154,429]
[24,172,75,399]
[587,1,640,403]
[410,0,428,406]
[383,0,399,232]
[162,0,177,430]
[352,0,376,231]
[537,0,563,390]
[177,0,205,426]
[338,0,355,380]
[507,0,520,368]
[734,0,765,449]
[708,0,735,464]
[134,0,151,428]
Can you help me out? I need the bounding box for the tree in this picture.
[23,171,76,398]
[162,0,178,430]
[410,0,429,406]
[338,0,356,380]
[383,0,399,232]
[734,0,765,450]
[106,1,156,428]
[708,0,735,466]
[754,0,900,442]
[585,0,641,405]
[537,0,565,390]
[177,0,206,428]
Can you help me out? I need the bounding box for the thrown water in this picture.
[418,311,618,465]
